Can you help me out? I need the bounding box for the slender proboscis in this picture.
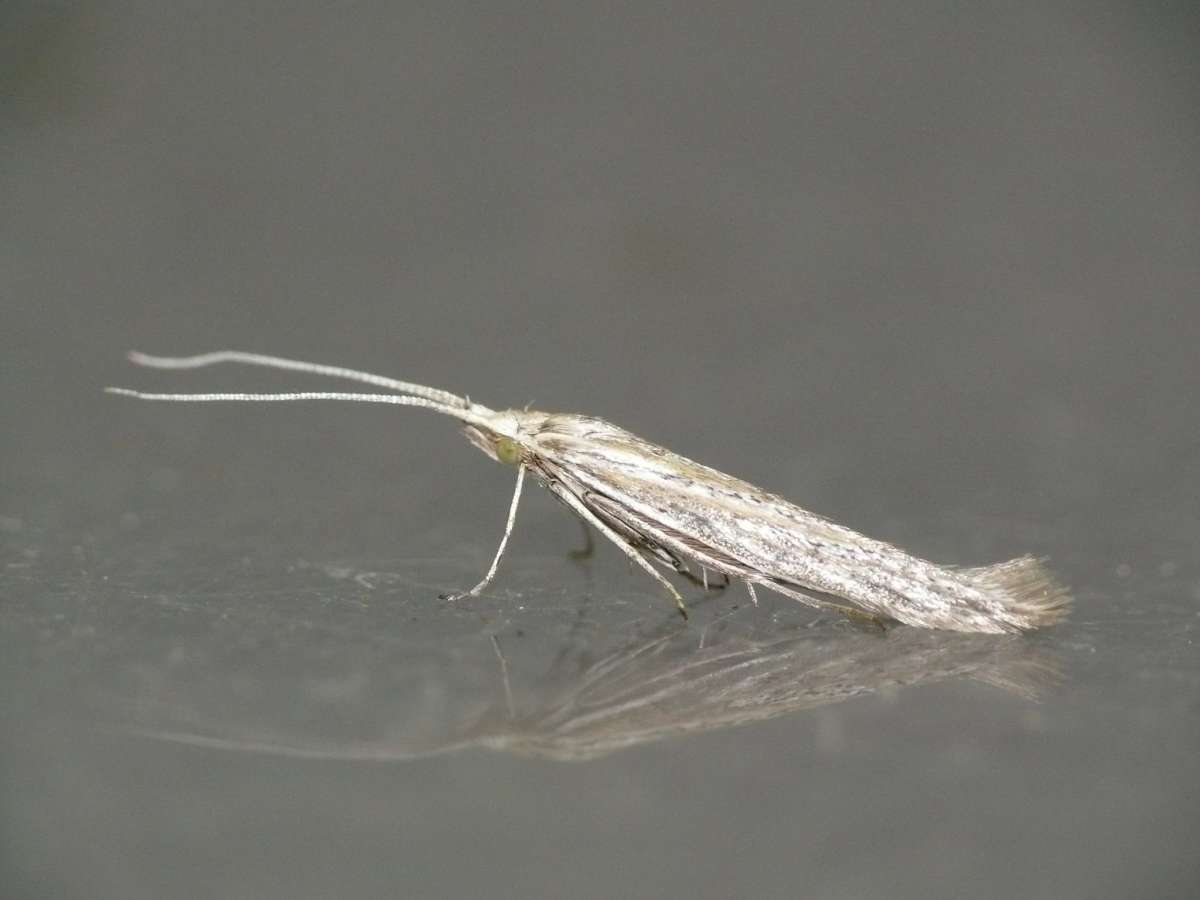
[108,350,1071,632]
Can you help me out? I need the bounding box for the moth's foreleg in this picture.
[550,486,689,620]
[567,520,595,561]
[440,465,527,602]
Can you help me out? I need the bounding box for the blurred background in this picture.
[2,2,1198,898]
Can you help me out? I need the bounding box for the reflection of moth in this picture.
[110,351,1069,633]
[124,615,1063,764]
[478,623,1063,761]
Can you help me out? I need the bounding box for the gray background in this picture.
[3,2,1198,898]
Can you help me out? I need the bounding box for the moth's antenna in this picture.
[104,388,498,429]
[126,350,471,409]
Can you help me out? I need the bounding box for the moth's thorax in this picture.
[461,408,553,463]
[531,413,624,438]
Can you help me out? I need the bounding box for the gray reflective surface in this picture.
[3,3,1198,898]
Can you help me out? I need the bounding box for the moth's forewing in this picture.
[527,415,853,591]
[526,414,1025,633]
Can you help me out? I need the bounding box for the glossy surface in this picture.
[4,3,1198,897]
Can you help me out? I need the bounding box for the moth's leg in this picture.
[761,580,889,629]
[673,564,729,590]
[674,563,730,591]
[837,607,888,631]
[551,487,689,619]
[567,520,594,560]
[807,598,888,629]
[746,582,759,606]
[639,542,726,592]
[703,568,731,590]
[441,465,527,602]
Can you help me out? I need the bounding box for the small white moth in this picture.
[108,350,1070,633]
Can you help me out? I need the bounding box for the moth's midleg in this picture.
[675,563,729,591]
[441,465,527,602]
[548,483,689,619]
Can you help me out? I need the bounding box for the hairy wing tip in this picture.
[973,555,1072,630]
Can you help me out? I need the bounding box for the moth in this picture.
[108,350,1070,633]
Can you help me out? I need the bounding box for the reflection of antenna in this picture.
[113,609,1063,764]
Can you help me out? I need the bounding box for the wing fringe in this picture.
[964,555,1072,631]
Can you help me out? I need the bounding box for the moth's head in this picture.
[460,409,546,465]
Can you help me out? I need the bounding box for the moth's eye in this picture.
[495,437,521,465]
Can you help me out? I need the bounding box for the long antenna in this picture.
[127,350,471,409]
[104,388,499,430]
